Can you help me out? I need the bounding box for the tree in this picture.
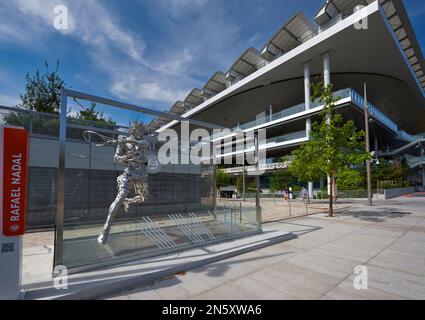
[247,180,257,192]
[4,62,117,135]
[72,99,117,129]
[336,167,365,190]
[372,157,410,188]
[18,61,65,114]
[3,62,65,134]
[78,103,103,122]
[216,169,231,189]
[236,175,244,194]
[288,82,370,217]
[77,102,115,124]
[269,169,292,194]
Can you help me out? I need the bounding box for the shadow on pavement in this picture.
[337,209,409,223]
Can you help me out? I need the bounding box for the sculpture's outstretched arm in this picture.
[113,141,131,164]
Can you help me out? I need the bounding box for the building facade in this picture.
[155,0,425,194]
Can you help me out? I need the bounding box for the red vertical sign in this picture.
[2,127,29,236]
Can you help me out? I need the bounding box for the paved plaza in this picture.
[107,195,425,300]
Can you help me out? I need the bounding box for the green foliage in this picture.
[247,180,257,192]
[235,176,260,193]
[380,181,395,189]
[339,189,369,198]
[216,169,231,188]
[76,102,116,127]
[78,103,103,122]
[292,185,302,192]
[1,112,30,130]
[18,61,64,114]
[236,175,243,193]
[3,62,116,135]
[269,170,292,193]
[336,167,365,190]
[372,158,410,184]
[288,82,370,215]
[2,112,60,136]
[316,191,327,200]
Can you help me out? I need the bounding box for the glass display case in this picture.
[51,89,262,273]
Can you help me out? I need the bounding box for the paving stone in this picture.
[232,275,295,300]
[194,282,262,300]
[105,294,132,300]
[402,230,425,243]
[128,288,164,300]
[285,249,359,279]
[151,277,192,300]
[174,272,217,297]
[387,238,425,256]
[369,249,425,277]
[251,263,339,299]
[360,269,425,300]
[106,197,425,300]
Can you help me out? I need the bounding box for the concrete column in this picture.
[422,166,425,192]
[243,153,246,202]
[254,131,262,230]
[269,105,273,121]
[306,119,312,138]
[304,62,314,199]
[323,52,335,197]
[421,148,425,192]
[323,52,331,87]
[304,63,311,111]
[212,165,217,209]
[304,63,312,137]
[374,136,378,157]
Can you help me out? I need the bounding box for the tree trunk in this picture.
[329,175,334,217]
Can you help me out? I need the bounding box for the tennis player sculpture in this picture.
[84,122,149,245]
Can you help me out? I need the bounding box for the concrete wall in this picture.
[29,137,201,174]
[26,137,209,229]
[384,187,415,199]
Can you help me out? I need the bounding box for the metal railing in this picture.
[267,130,307,144]
[218,191,352,222]
[349,90,399,133]
[222,162,287,174]
[211,88,400,144]
[0,104,130,140]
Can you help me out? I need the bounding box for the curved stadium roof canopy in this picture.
[261,12,318,61]
[151,0,425,134]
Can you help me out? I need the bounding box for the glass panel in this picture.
[54,97,261,271]
[0,107,59,229]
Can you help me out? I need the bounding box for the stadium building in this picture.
[153,0,425,196]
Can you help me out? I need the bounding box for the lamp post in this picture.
[364,83,373,206]
[243,151,246,202]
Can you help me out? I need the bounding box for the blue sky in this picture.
[0,0,424,126]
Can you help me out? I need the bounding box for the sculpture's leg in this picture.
[123,179,148,209]
[124,195,145,207]
[97,174,131,245]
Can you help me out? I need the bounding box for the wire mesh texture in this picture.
[217,190,379,223]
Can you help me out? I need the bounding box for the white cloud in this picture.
[0,0,252,109]
[157,49,193,76]
[0,94,19,106]
[69,2,146,64]
[0,24,29,43]
[2,1,145,63]
[155,0,209,14]
[112,79,188,104]
[14,0,76,34]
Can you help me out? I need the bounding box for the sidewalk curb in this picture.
[26,231,296,300]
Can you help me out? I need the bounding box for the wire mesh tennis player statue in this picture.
[84,121,150,245]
